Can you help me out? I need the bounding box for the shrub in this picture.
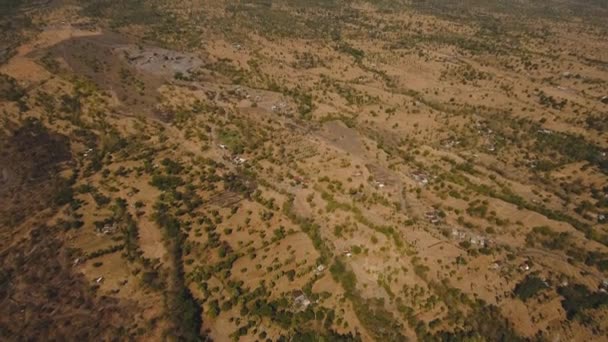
[558,284,608,322]
[513,276,547,301]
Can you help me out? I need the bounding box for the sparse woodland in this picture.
[1,0,608,341]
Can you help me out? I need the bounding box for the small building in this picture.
[99,223,117,235]
[292,290,311,310]
[233,156,247,165]
[470,236,486,247]
[425,211,441,224]
[412,171,429,186]
[83,148,93,157]
[315,264,326,275]
[451,229,467,240]
[441,138,460,149]
[471,236,487,248]
[271,101,289,114]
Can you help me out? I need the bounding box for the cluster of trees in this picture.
[558,284,608,322]
[538,91,567,110]
[534,130,607,175]
[513,275,548,301]
[153,202,203,340]
[150,174,184,191]
[526,226,571,250]
[526,226,608,272]
[0,73,25,102]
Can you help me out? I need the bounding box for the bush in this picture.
[513,276,547,301]
[150,174,184,191]
[53,180,74,206]
[558,284,608,322]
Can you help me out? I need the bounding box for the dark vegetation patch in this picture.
[442,169,608,246]
[223,0,347,40]
[0,119,72,227]
[330,259,407,341]
[0,0,36,64]
[399,279,525,341]
[526,226,608,273]
[0,73,28,112]
[405,0,608,26]
[534,131,607,174]
[0,225,137,340]
[426,302,524,341]
[81,0,196,49]
[154,199,206,339]
[45,35,162,116]
[281,196,405,340]
[441,304,524,341]
[390,31,513,56]
[585,113,608,132]
[514,275,549,301]
[0,73,26,102]
[82,0,165,27]
[558,284,608,323]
